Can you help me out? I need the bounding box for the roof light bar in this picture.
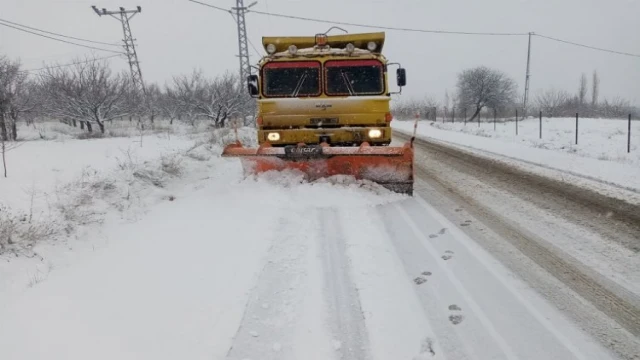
[315,33,328,46]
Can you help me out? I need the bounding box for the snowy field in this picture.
[0,120,632,359]
[392,117,640,199]
[424,117,638,165]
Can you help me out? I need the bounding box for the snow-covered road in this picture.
[1,131,638,360]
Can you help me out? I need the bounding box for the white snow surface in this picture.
[392,117,640,202]
[0,125,621,360]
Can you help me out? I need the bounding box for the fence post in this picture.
[452,108,455,123]
[464,108,467,125]
[494,108,496,130]
[516,109,518,135]
[575,113,579,145]
[539,111,542,139]
[629,114,632,153]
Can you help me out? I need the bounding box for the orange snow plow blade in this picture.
[222,141,414,195]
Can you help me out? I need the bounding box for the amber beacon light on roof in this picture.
[222,30,414,195]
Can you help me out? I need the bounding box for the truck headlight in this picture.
[368,129,382,138]
[267,132,280,141]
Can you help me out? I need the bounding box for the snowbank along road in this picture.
[1,132,639,360]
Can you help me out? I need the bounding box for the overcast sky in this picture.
[2,0,639,104]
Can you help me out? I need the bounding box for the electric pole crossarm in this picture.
[91,5,142,16]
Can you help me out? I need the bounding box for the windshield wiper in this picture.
[291,72,308,97]
[340,70,355,95]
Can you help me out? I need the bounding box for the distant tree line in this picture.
[0,54,255,141]
[393,66,637,120]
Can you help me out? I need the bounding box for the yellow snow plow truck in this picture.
[222,31,414,195]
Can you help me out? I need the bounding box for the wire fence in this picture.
[396,107,636,154]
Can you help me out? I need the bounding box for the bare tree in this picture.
[534,89,571,117]
[142,83,162,124]
[578,73,588,106]
[456,66,518,122]
[601,97,632,118]
[159,86,182,125]
[168,70,202,126]
[444,90,450,113]
[10,79,40,137]
[0,56,28,141]
[170,69,249,127]
[591,70,600,106]
[39,57,131,133]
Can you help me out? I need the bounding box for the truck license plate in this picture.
[284,145,324,158]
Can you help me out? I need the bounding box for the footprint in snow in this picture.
[429,228,447,238]
[441,250,454,261]
[448,304,464,325]
[414,277,427,285]
[415,271,433,285]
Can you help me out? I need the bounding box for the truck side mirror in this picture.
[247,75,259,97]
[396,68,406,87]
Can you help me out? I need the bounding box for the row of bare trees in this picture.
[393,66,637,120]
[0,55,255,140]
[534,71,634,118]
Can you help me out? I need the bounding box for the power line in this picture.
[246,9,640,59]
[187,0,231,13]
[247,9,529,36]
[19,54,124,73]
[0,21,124,54]
[534,33,640,59]
[187,1,640,59]
[188,0,263,58]
[0,17,120,47]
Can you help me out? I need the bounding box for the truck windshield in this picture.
[262,62,321,97]
[325,60,384,96]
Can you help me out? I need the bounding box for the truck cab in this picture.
[247,32,406,147]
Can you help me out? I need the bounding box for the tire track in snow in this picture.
[390,203,520,360]
[379,205,493,360]
[318,208,372,360]
[337,206,448,360]
[225,215,331,360]
[412,195,593,360]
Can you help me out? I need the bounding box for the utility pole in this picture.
[232,1,256,83]
[522,32,534,119]
[91,5,146,96]
[187,0,258,126]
